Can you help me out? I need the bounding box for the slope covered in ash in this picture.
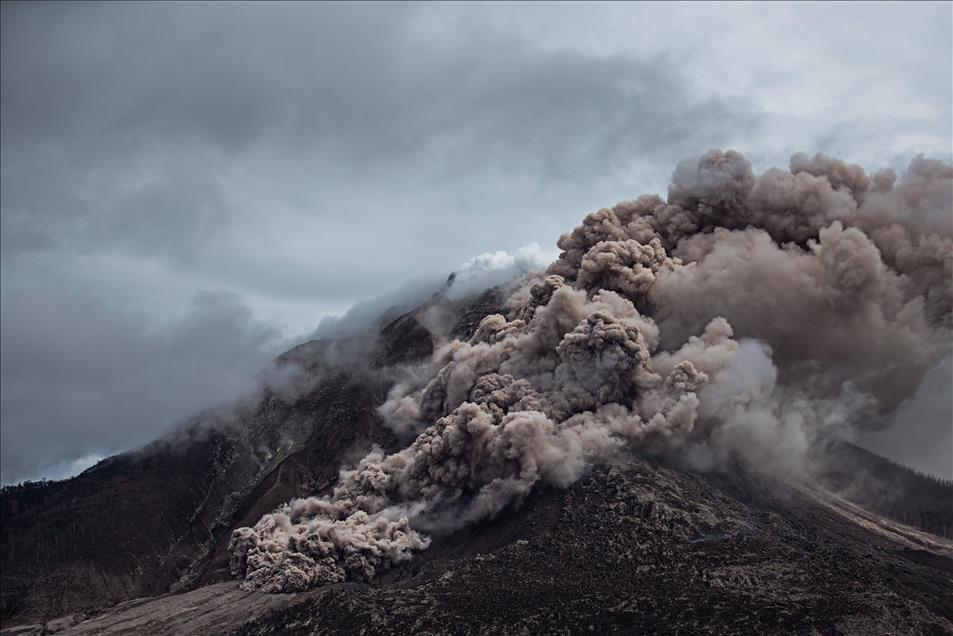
[11,457,953,635]
[217,461,953,635]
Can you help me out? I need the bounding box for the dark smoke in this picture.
[229,150,952,592]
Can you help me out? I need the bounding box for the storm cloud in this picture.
[1,2,950,483]
[0,289,285,484]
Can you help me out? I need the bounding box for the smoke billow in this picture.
[229,150,952,592]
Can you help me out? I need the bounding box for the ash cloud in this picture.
[230,150,953,593]
[4,3,948,490]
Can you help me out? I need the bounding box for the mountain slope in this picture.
[14,457,953,635]
[0,304,434,622]
[2,290,952,634]
[229,461,953,635]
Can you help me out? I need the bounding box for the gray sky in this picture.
[2,1,951,484]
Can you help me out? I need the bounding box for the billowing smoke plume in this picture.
[229,150,952,592]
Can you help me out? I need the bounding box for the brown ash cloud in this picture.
[229,150,952,592]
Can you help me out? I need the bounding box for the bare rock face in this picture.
[448,289,507,341]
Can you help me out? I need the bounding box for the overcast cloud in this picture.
[1,1,950,483]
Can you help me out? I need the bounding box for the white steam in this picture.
[446,243,558,300]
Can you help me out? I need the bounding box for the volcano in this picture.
[2,150,951,635]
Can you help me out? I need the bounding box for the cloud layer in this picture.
[0,289,284,484]
[2,2,950,482]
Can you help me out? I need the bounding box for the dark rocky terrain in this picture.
[2,290,952,635]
